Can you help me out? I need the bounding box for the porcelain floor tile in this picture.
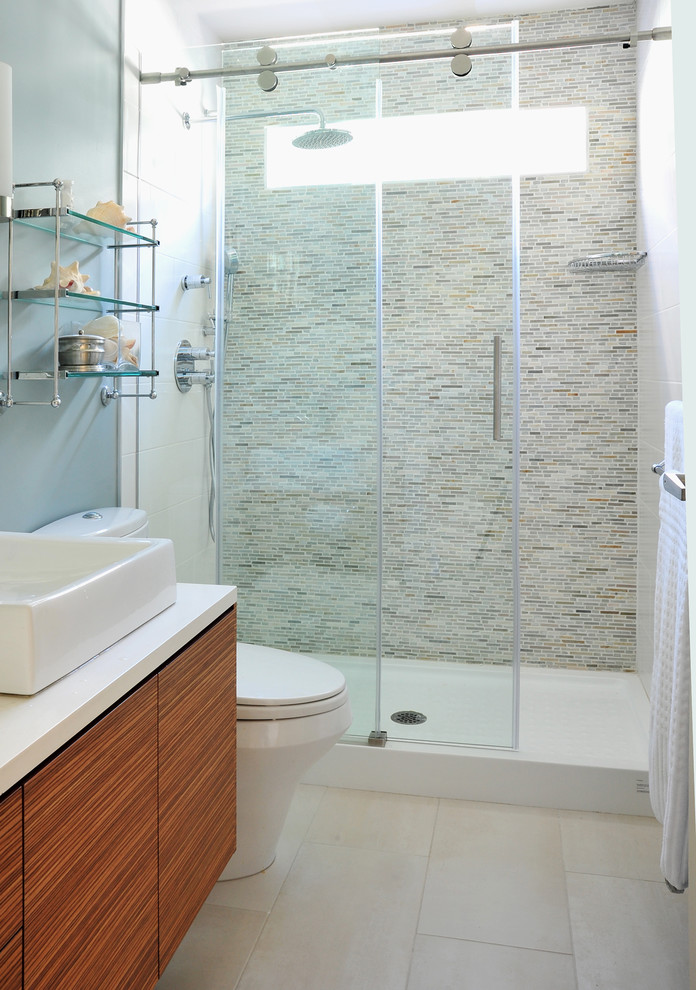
[155,904,267,990]
[419,801,572,953]
[560,810,663,881]
[206,784,326,914]
[567,873,688,990]
[236,841,427,990]
[306,786,438,855]
[406,934,577,990]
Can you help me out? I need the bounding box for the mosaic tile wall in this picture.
[220,3,638,672]
[379,23,516,664]
[219,47,381,655]
[518,4,637,669]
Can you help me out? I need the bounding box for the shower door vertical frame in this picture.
[214,85,226,583]
[511,20,521,751]
[369,78,386,745]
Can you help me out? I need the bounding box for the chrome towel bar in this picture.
[652,460,687,502]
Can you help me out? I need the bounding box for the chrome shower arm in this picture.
[183,108,323,130]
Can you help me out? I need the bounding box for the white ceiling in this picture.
[177,0,599,44]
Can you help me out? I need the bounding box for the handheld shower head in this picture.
[223,247,240,345]
[291,124,353,150]
[225,247,240,275]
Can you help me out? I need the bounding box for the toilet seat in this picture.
[237,642,348,720]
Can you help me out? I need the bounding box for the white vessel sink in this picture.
[0,532,177,695]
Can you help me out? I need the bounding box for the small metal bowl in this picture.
[58,334,107,371]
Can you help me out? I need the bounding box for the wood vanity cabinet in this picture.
[159,605,237,973]
[0,787,22,990]
[12,604,237,990]
[0,931,22,990]
[24,678,160,990]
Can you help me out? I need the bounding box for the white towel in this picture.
[649,399,691,892]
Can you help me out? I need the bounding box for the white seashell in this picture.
[83,314,138,367]
[85,200,133,230]
[34,260,100,295]
[82,315,120,338]
[119,337,139,367]
[102,338,119,363]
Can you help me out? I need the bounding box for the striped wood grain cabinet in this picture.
[0,787,22,990]
[8,604,237,990]
[159,605,238,972]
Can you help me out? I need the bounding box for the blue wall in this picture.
[0,0,123,531]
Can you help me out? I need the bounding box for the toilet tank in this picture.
[34,507,148,539]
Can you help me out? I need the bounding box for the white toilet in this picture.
[34,507,352,881]
[224,642,351,880]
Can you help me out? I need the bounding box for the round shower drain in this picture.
[391,710,427,725]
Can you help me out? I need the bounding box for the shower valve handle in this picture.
[181,275,211,290]
[178,346,214,361]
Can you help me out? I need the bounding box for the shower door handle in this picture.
[493,334,502,441]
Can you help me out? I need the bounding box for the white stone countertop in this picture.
[0,582,237,796]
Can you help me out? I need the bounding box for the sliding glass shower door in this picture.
[219,22,519,749]
[376,25,518,747]
[219,39,383,742]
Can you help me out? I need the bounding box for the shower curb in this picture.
[303,741,652,817]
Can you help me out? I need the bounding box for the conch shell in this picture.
[82,314,139,367]
[85,200,133,230]
[34,260,100,295]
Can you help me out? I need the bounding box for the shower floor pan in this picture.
[303,658,651,816]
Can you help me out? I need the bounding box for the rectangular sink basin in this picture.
[0,532,177,695]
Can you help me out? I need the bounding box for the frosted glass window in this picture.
[265,107,587,188]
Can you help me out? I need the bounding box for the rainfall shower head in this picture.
[291,123,353,150]
[184,106,353,151]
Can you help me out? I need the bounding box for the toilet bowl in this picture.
[34,507,352,881]
[222,642,352,880]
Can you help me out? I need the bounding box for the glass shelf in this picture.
[13,208,159,247]
[13,368,159,381]
[10,288,158,314]
[2,187,159,408]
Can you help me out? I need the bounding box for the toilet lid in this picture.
[237,642,346,707]
[35,506,147,538]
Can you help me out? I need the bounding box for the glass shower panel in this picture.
[219,22,518,749]
[376,23,518,748]
[219,37,381,740]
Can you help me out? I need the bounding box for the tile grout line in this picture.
[403,796,443,990]
[232,906,273,990]
[232,785,332,989]
[563,869,668,883]
[558,809,582,990]
[408,930,577,957]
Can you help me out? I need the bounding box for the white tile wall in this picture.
[636,0,679,696]
[122,0,220,581]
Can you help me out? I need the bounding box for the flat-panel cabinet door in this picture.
[0,787,22,950]
[0,931,22,990]
[159,607,237,973]
[24,678,159,990]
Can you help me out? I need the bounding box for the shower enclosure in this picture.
[209,3,642,756]
[218,23,520,749]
